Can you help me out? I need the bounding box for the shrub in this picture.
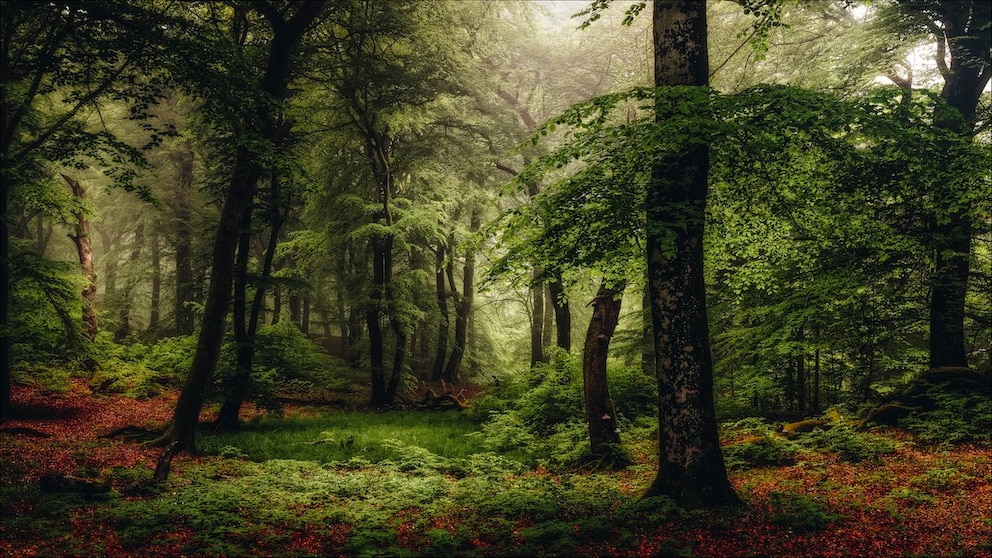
[795,424,897,463]
[767,492,842,532]
[516,352,584,434]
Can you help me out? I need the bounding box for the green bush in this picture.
[767,492,842,532]
[795,424,897,463]
[899,390,992,446]
[720,418,800,469]
[516,352,584,434]
[606,363,657,422]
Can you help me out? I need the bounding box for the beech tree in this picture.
[170,1,327,451]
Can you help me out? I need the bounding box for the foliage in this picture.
[796,424,898,464]
[767,492,843,532]
[898,389,992,446]
[721,418,801,469]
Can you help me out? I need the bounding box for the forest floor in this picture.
[1,379,990,557]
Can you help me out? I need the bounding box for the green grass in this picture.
[198,410,486,464]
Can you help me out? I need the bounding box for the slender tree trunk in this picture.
[172,147,261,450]
[444,209,479,382]
[530,267,546,367]
[583,279,624,459]
[643,0,739,509]
[170,140,196,336]
[117,222,143,341]
[62,174,98,342]
[432,242,449,381]
[150,226,161,332]
[368,237,387,406]
[548,271,571,352]
[812,345,821,414]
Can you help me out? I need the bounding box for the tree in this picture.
[1,0,174,418]
[170,1,327,451]
[638,0,739,508]
[890,0,990,369]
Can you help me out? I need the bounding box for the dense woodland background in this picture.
[1,0,991,543]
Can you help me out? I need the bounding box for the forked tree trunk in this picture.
[444,209,479,382]
[62,174,97,342]
[583,280,624,459]
[170,2,325,452]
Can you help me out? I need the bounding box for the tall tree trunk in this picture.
[117,222,143,341]
[530,267,546,367]
[583,279,625,459]
[795,327,806,414]
[444,209,479,382]
[548,270,570,352]
[384,236,405,403]
[62,174,97,342]
[170,140,196,336]
[368,237,387,406]
[172,147,261,450]
[918,0,990,369]
[170,2,325,452]
[217,173,291,431]
[150,226,161,332]
[643,0,739,509]
[432,242,449,381]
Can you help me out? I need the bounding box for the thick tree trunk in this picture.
[432,242,449,381]
[583,280,624,458]
[643,0,739,509]
[1,171,11,419]
[922,0,990,369]
[62,174,98,342]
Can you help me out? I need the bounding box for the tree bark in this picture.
[583,280,624,458]
[548,270,570,352]
[150,225,161,332]
[117,222,143,341]
[643,0,739,509]
[62,174,98,342]
[169,140,196,336]
[530,267,546,367]
[432,242,449,381]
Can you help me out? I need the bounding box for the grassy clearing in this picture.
[198,410,485,464]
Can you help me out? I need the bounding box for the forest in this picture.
[1,0,990,556]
